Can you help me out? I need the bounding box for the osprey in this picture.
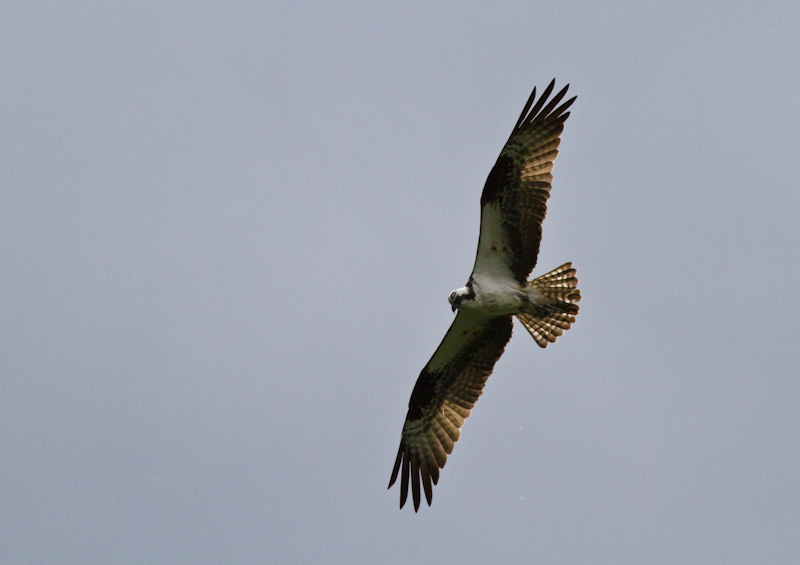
[389,80,581,511]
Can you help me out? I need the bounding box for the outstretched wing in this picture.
[388,313,513,511]
[473,80,576,283]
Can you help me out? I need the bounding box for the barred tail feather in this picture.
[517,262,581,348]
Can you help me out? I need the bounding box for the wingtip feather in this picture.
[513,85,538,131]
[410,461,421,511]
[422,467,434,506]
[388,444,403,489]
[399,453,410,509]
[512,79,575,135]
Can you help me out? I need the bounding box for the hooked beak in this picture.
[451,302,458,313]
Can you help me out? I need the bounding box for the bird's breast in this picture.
[464,277,526,315]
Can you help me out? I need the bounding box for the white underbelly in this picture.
[464,277,527,315]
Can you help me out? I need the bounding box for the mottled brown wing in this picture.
[474,80,576,283]
[388,313,513,511]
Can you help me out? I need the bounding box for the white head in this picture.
[448,286,473,313]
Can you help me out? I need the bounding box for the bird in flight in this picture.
[389,80,581,511]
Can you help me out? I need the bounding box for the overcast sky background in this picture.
[3,2,799,563]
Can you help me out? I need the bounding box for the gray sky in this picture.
[3,1,799,563]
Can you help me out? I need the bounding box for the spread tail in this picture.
[517,262,581,348]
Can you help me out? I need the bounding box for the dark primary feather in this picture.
[388,314,513,511]
[477,79,575,282]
